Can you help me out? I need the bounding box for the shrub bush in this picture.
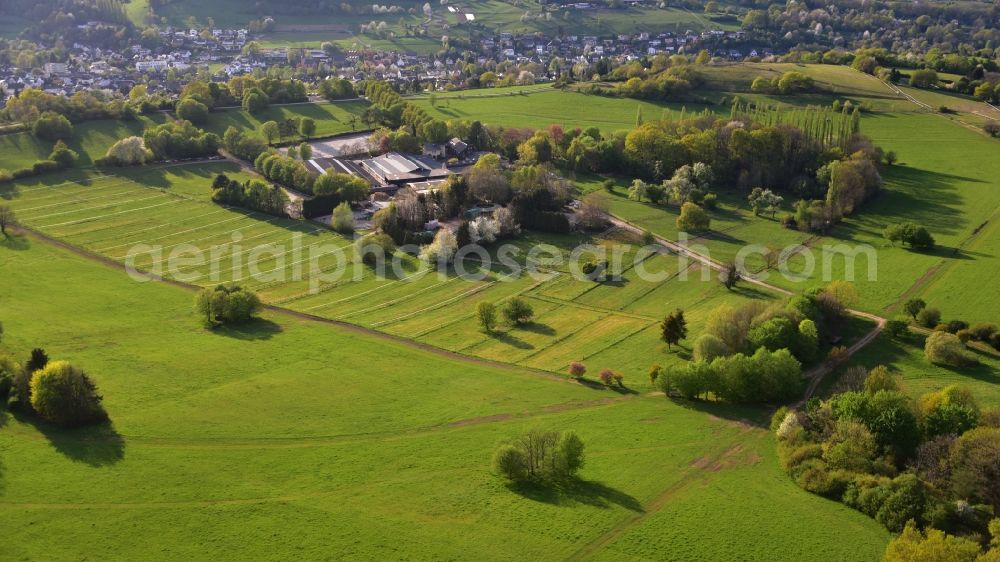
[502,298,534,325]
[49,140,78,167]
[32,160,62,174]
[0,352,19,399]
[32,111,73,141]
[330,202,355,234]
[969,323,997,342]
[885,318,909,338]
[29,361,107,427]
[925,331,978,367]
[194,285,262,326]
[917,307,942,328]
[492,429,585,483]
[356,233,396,267]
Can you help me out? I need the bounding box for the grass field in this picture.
[0,100,368,171]
[143,0,732,43]
[0,163,782,388]
[476,68,998,327]
[6,61,998,559]
[0,231,891,560]
[0,14,30,38]
[0,116,168,171]
[574,109,1000,326]
[203,100,369,139]
[414,88,718,134]
[819,331,1000,408]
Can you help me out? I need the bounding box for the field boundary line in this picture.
[21,191,170,221]
[102,214,250,254]
[368,281,497,328]
[567,319,659,370]
[16,226,604,384]
[38,199,184,229]
[10,179,134,204]
[405,279,548,339]
[88,208,229,250]
[517,313,613,363]
[529,292,656,322]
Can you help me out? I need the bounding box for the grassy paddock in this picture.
[1,164,779,386]
[0,235,890,560]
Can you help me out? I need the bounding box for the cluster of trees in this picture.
[565,362,624,387]
[3,88,136,124]
[318,78,356,101]
[741,1,999,61]
[181,77,308,112]
[31,111,73,141]
[1,335,106,429]
[925,331,979,368]
[313,171,370,202]
[476,298,535,333]
[98,136,153,166]
[788,153,883,233]
[882,520,999,561]
[492,429,585,484]
[254,151,317,195]
[194,285,262,327]
[895,298,1000,356]
[0,139,79,183]
[616,64,705,101]
[628,162,716,207]
[608,107,883,229]
[660,346,802,403]
[210,174,288,217]
[222,126,269,162]
[775,367,1000,550]
[884,222,935,250]
[363,81,438,138]
[657,284,856,403]
[750,71,815,95]
[142,120,219,160]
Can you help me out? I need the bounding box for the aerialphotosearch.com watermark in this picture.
[123,230,879,292]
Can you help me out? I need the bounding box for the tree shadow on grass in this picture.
[519,322,555,336]
[490,330,534,350]
[669,397,770,428]
[933,355,1000,385]
[729,284,773,300]
[507,478,644,512]
[701,230,746,245]
[0,232,30,251]
[15,412,125,467]
[211,318,284,341]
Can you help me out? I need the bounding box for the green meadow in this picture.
[820,331,1000,409]
[0,163,780,388]
[414,88,716,134]
[202,99,369,138]
[0,116,168,171]
[0,100,369,172]
[3,62,998,559]
[412,66,1000,327]
[0,231,890,560]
